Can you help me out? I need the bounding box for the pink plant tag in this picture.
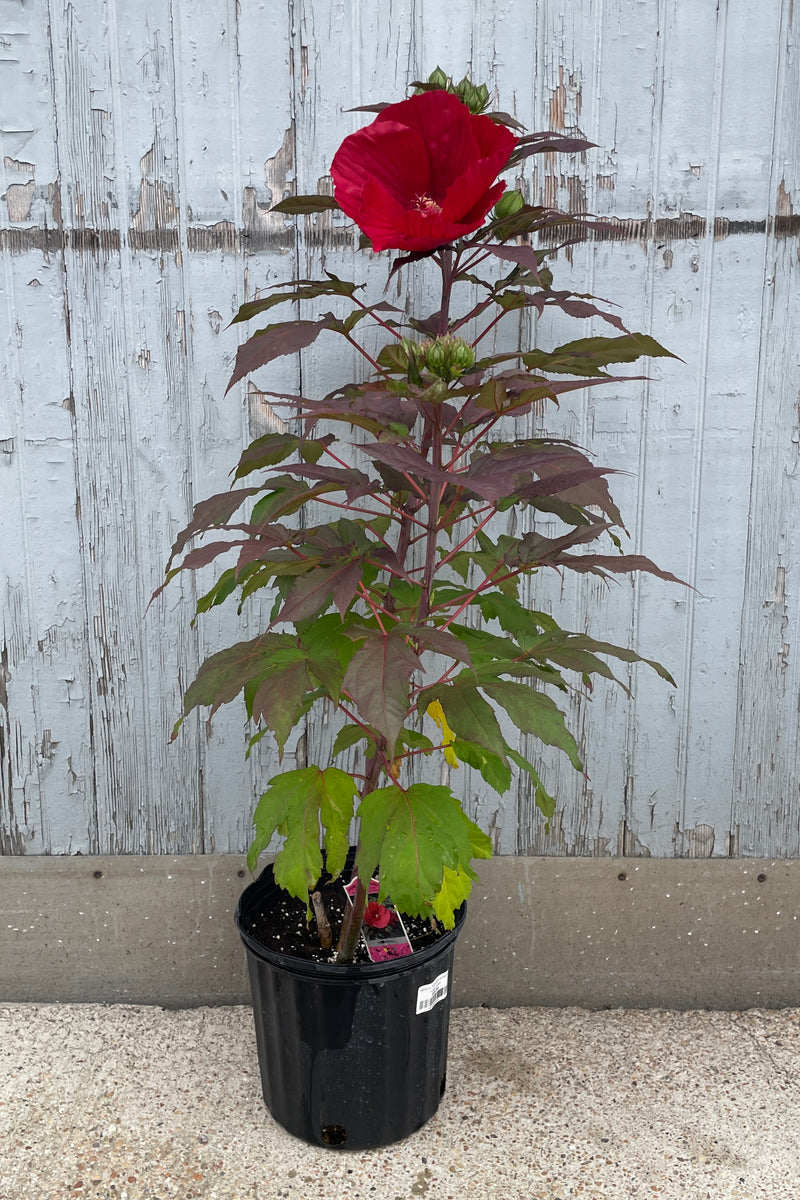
[343,876,413,962]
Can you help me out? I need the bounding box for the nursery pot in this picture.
[234,858,465,1150]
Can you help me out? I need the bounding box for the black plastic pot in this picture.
[234,859,465,1150]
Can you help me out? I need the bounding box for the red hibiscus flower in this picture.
[330,90,517,253]
[364,901,394,929]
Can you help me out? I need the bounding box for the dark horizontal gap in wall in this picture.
[0,213,797,255]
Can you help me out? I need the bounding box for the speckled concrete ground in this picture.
[1,1004,799,1199]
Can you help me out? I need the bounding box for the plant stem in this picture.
[334,746,385,963]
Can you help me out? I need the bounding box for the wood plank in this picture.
[1,0,797,862]
[732,0,800,855]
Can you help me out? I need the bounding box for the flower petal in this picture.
[375,91,481,200]
[331,122,429,209]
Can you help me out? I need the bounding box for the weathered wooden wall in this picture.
[1,0,798,859]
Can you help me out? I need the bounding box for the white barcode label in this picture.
[416,969,449,1015]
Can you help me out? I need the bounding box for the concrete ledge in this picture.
[1,854,798,1008]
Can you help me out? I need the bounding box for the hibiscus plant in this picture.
[162,69,679,963]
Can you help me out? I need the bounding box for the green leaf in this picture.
[476,591,560,647]
[194,568,238,618]
[431,866,475,929]
[451,739,512,794]
[247,767,356,897]
[481,680,583,772]
[331,723,373,759]
[507,749,556,822]
[430,810,492,926]
[421,677,508,765]
[355,782,481,917]
[232,433,301,479]
[299,613,359,700]
[522,333,677,377]
[397,726,435,752]
[270,195,342,215]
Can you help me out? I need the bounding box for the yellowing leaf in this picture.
[432,865,475,928]
[426,699,459,768]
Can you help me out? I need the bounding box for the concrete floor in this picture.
[1,1003,799,1199]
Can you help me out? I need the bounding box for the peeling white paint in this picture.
[1,1,798,860]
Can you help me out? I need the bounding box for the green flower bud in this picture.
[422,339,447,377]
[474,83,490,112]
[449,339,476,374]
[494,189,525,220]
[422,335,475,381]
[428,66,449,90]
[399,336,417,362]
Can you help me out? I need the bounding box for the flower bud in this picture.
[422,335,475,381]
[428,66,449,91]
[494,189,525,219]
[449,339,476,374]
[399,336,417,362]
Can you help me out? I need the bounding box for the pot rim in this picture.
[234,860,465,982]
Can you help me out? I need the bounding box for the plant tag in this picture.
[415,970,449,1015]
[343,875,413,962]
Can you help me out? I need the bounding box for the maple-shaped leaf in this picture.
[431,865,474,928]
[299,613,360,700]
[173,634,295,738]
[450,739,511,794]
[247,766,356,898]
[232,432,302,478]
[343,629,421,755]
[249,653,313,750]
[355,782,482,917]
[274,557,365,624]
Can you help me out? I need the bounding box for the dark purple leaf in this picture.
[167,488,257,567]
[227,317,335,392]
[514,523,612,565]
[529,290,629,332]
[388,247,442,281]
[484,243,544,280]
[363,442,451,488]
[507,132,596,167]
[231,278,358,326]
[343,630,420,752]
[252,659,312,749]
[274,462,374,502]
[485,110,527,132]
[174,634,294,735]
[403,625,474,668]
[553,553,687,587]
[276,558,365,624]
[515,464,618,503]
